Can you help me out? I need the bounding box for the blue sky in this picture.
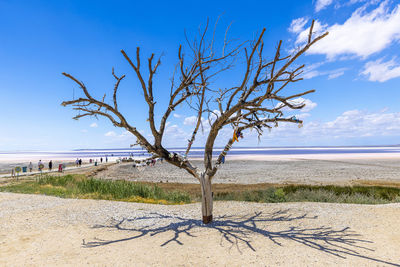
[0,0,399,150]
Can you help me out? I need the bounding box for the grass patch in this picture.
[0,175,191,205]
[213,184,400,204]
[1,176,400,205]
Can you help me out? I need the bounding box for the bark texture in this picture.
[200,173,213,223]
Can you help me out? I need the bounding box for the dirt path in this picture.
[1,192,399,266]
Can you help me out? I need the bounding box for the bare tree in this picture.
[62,20,328,224]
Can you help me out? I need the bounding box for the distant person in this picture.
[79,159,82,166]
[75,158,79,167]
[28,162,33,172]
[48,160,53,171]
[38,160,43,171]
[106,156,108,163]
[100,157,103,163]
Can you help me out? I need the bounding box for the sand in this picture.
[96,158,400,186]
[1,155,400,266]
[0,192,399,266]
[1,154,400,265]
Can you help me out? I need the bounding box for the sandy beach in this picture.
[0,192,399,266]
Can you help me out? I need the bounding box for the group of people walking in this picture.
[29,157,109,172]
[10,156,111,177]
[26,160,53,172]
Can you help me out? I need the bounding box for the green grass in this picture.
[1,175,400,205]
[213,185,400,204]
[0,175,191,205]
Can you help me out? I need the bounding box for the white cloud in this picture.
[165,124,187,136]
[105,109,400,147]
[295,2,400,59]
[320,109,400,137]
[90,122,98,128]
[183,116,198,126]
[296,98,317,112]
[103,130,136,145]
[183,116,207,126]
[173,113,181,118]
[303,70,320,79]
[105,131,116,137]
[327,70,345,79]
[289,17,309,33]
[302,62,347,80]
[302,62,324,79]
[315,0,333,12]
[163,124,191,146]
[296,113,311,119]
[257,108,400,144]
[118,131,133,139]
[361,57,400,82]
[295,20,328,46]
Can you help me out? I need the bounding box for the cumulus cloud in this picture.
[361,57,400,82]
[165,124,188,136]
[296,113,311,119]
[320,109,400,137]
[183,116,208,126]
[162,124,192,146]
[295,1,400,59]
[183,116,198,126]
[265,109,400,141]
[173,113,181,118]
[295,98,317,112]
[315,0,333,12]
[289,17,309,33]
[90,122,98,128]
[103,109,400,147]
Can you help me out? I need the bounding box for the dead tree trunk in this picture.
[61,19,328,226]
[200,172,213,224]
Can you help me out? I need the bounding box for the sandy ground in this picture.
[96,158,400,186]
[0,192,399,266]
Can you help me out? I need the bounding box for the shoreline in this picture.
[1,151,400,164]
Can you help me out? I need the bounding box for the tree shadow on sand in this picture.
[84,209,399,266]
